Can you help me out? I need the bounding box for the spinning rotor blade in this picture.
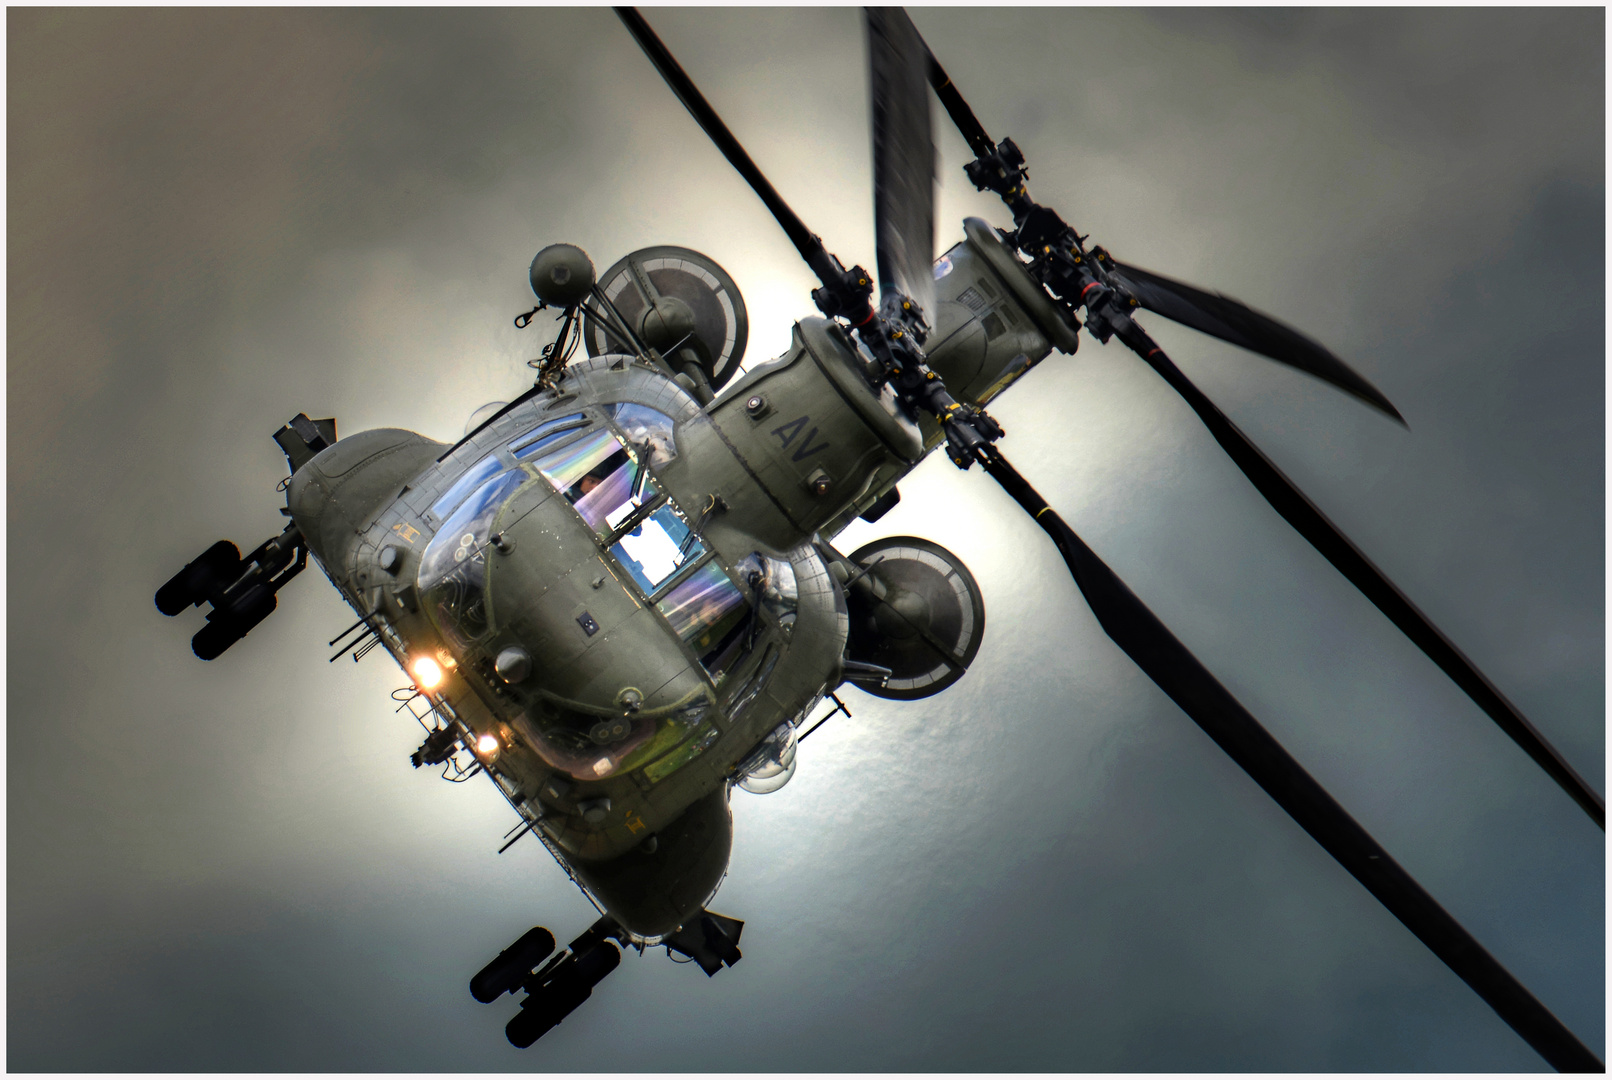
[920,30,1603,831]
[865,7,936,318]
[925,45,1399,421]
[1111,319,1606,830]
[1102,258,1403,422]
[977,446,1601,1074]
[615,8,857,312]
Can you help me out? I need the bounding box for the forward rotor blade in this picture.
[865,7,935,317]
[1104,259,1404,423]
[923,47,994,160]
[614,8,843,293]
[1110,318,1604,829]
[976,445,1602,1074]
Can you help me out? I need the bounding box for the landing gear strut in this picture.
[155,522,307,659]
[472,909,746,1047]
[471,917,627,1048]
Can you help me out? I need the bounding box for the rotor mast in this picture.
[615,7,1003,470]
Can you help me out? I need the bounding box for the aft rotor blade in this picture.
[917,28,1600,830]
[976,445,1602,1073]
[615,8,843,292]
[865,7,936,317]
[1110,318,1604,829]
[1105,259,1404,422]
[926,36,1398,423]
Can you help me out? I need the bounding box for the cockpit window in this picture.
[656,560,751,676]
[418,468,530,649]
[612,501,706,594]
[575,448,656,535]
[428,452,505,521]
[531,427,662,535]
[532,427,618,496]
[525,415,705,594]
[607,403,678,469]
[509,412,587,460]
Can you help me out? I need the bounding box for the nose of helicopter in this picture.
[483,477,706,717]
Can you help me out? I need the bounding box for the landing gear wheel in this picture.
[155,540,242,616]
[503,941,620,1047]
[471,926,556,1004]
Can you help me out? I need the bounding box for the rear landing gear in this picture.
[471,909,746,1047]
[505,935,622,1048]
[470,926,556,1003]
[470,917,627,1048]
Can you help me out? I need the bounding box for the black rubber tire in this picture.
[471,927,556,1004]
[155,540,241,615]
[190,587,276,660]
[505,983,588,1048]
[503,943,619,1048]
[191,618,244,661]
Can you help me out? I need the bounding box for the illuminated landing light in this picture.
[411,656,444,690]
[476,733,500,756]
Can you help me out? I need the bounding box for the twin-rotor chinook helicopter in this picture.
[155,8,1601,1066]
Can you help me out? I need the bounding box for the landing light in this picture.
[476,733,500,756]
[411,656,444,690]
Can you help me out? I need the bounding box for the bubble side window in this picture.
[509,412,587,459]
[655,559,751,678]
[418,468,531,649]
[428,452,506,522]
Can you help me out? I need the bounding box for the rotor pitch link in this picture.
[974,444,1601,1073]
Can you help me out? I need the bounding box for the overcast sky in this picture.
[8,7,1602,1072]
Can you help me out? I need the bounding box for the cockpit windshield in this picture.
[608,402,678,469]
[533,428,659,534]
[420,403,793,783]
[523,411,708,592]
[428,452,505,522]
[656,560,749,675]
[417,467,529,649]
[614,501,705,594]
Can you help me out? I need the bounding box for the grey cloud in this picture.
[9,7,1601,1071]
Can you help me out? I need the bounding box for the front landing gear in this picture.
[154,522,307,659]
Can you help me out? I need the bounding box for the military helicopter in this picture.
[152,8,1601,1068]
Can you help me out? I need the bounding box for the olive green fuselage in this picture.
[285,221,1065,939]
